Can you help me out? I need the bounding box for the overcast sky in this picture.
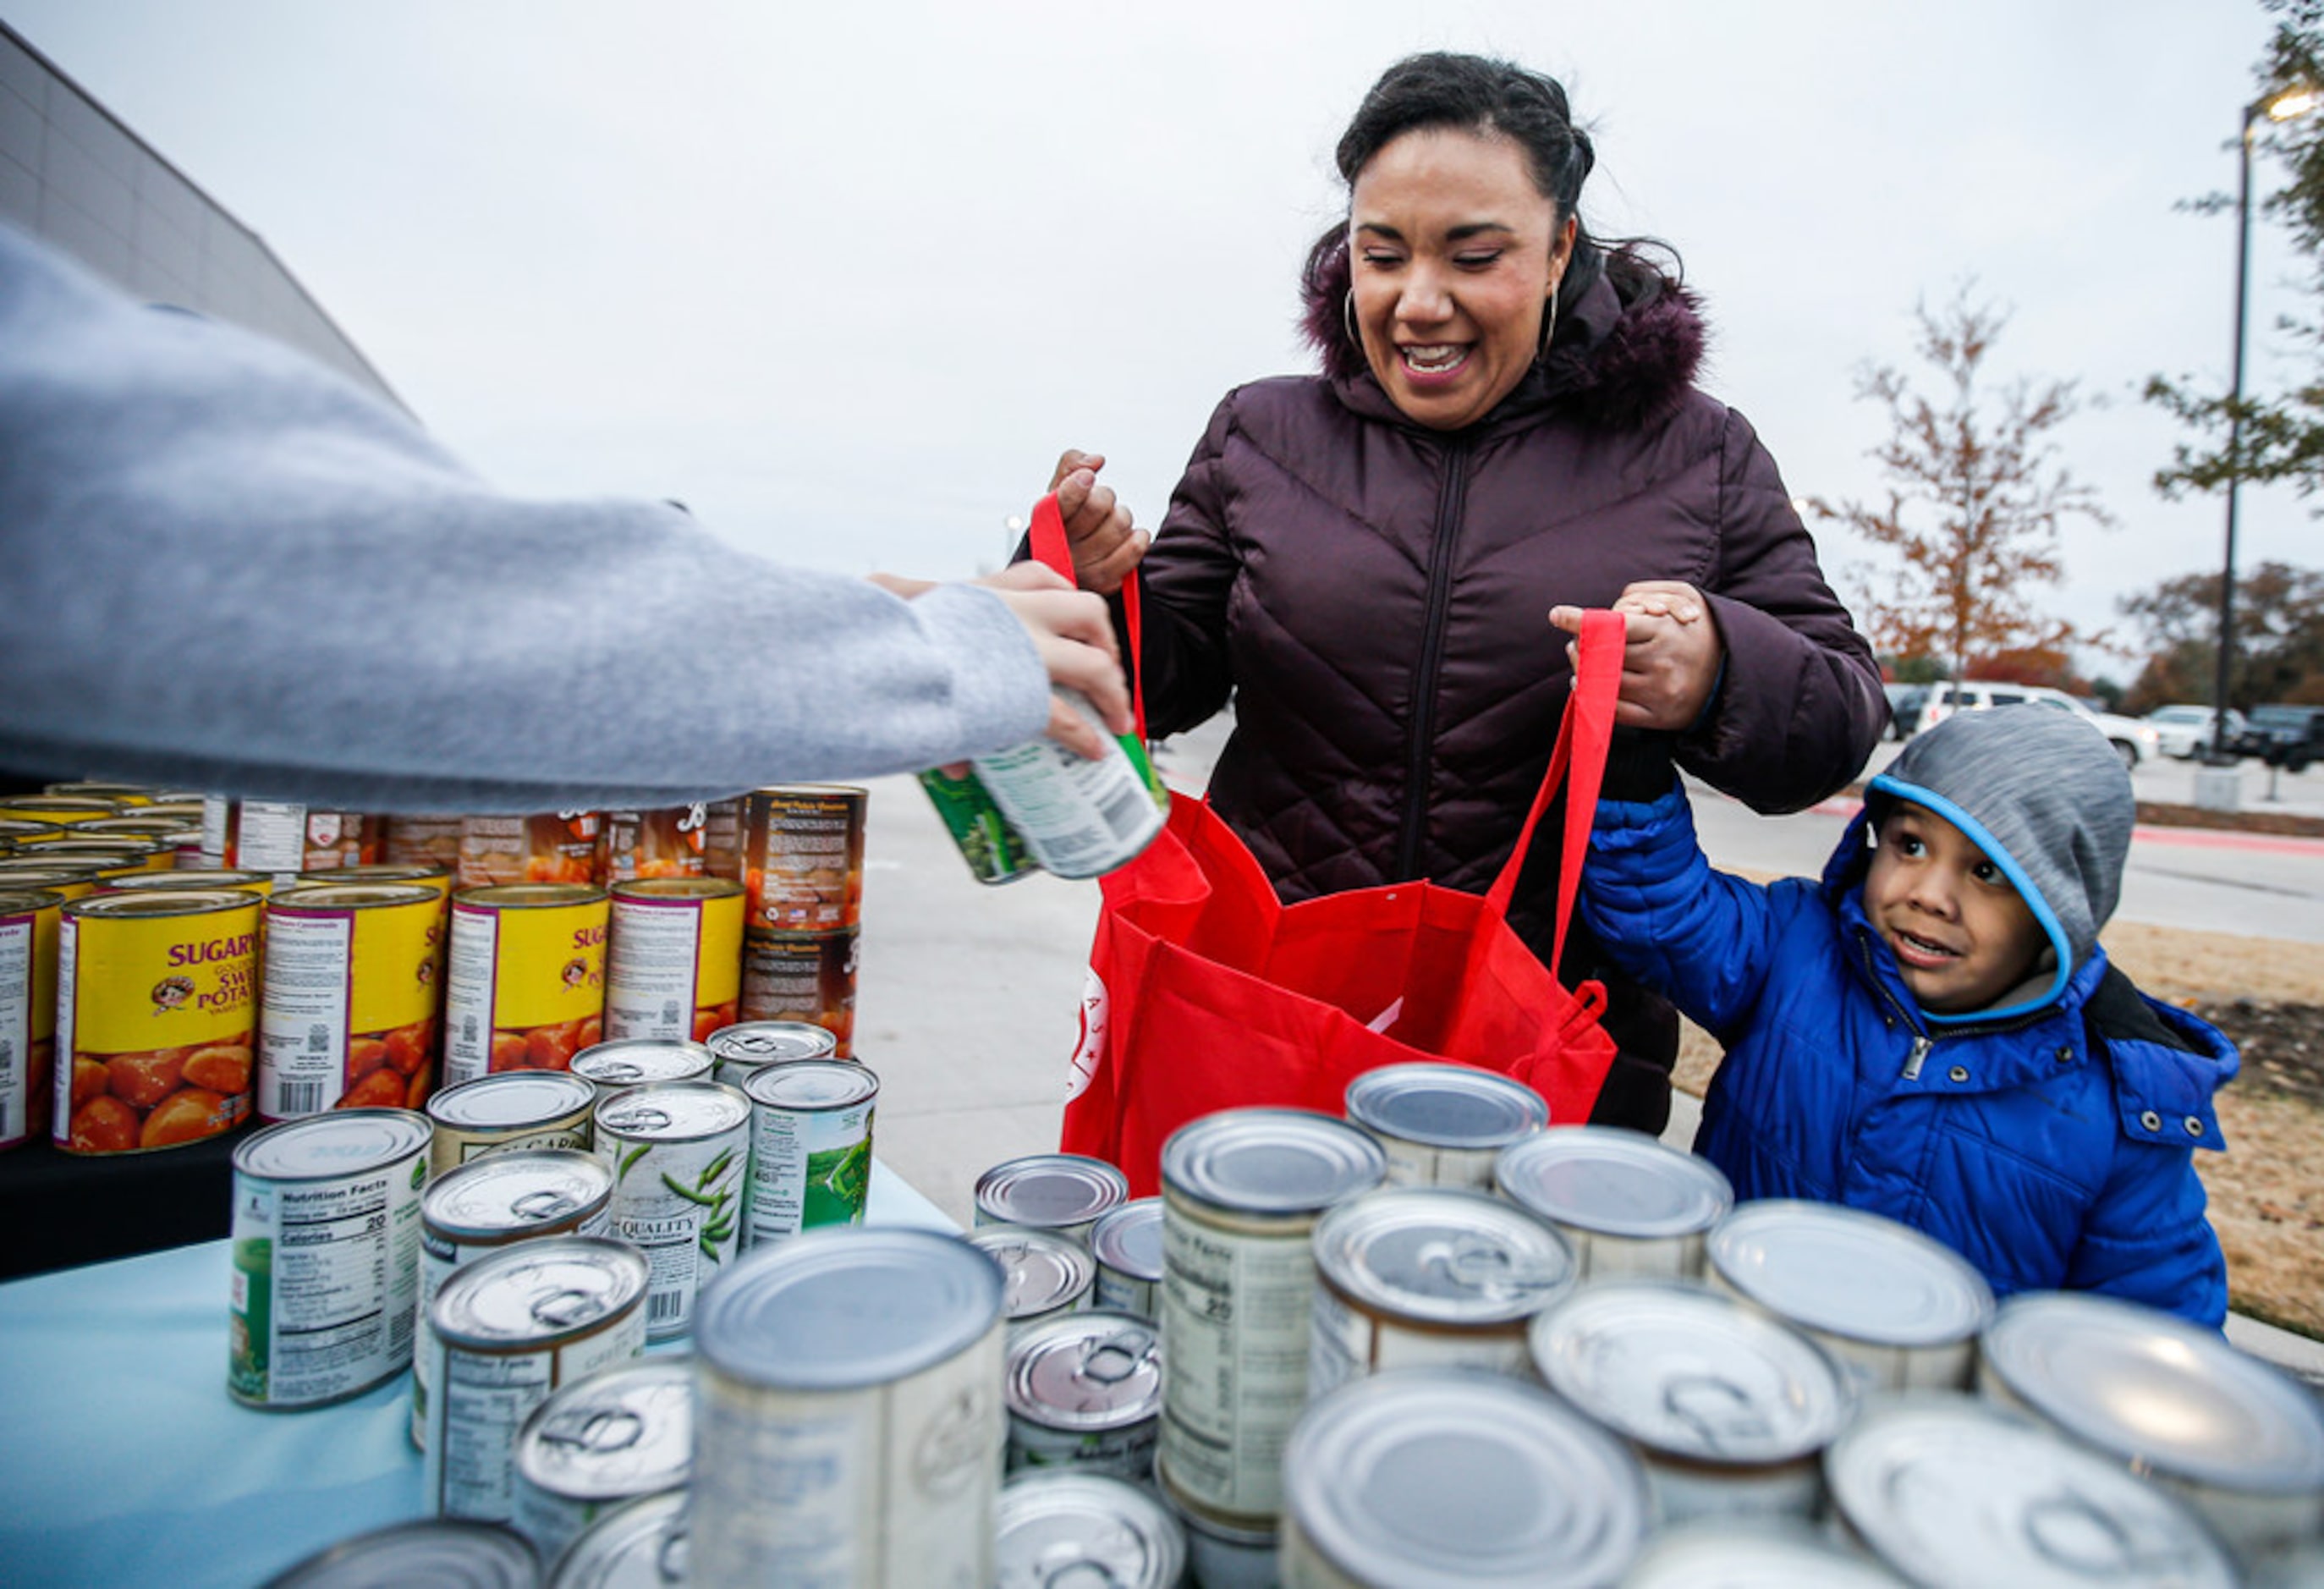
[8,0,2311,681]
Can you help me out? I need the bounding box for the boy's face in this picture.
[1863,802,2047,1014]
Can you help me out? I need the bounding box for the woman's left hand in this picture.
[1550,580,1723,731]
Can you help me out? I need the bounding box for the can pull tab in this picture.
[1661,1373,1772,1454]
[2020,1485,2165,1574]
[541,1406,645,1455]
[510,1190,580,1223]
[530,1286,602,1332]
[1078,1328,1157,1385]
[611,1108,674,1133]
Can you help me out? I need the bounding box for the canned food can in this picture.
[55,888,260,1153]
[259,1519,539,1588]
[102,866,273,899]
[970,1223,1097,1331]
[597,804,716,885]
[918,766,1040,885]
[1343,1063,1548,1189]
[1306,1185,1578,1401]
[742,1058,877,1246]
[968,690,1168,879]
[76,816,201,862]
[224,800,380,877]
[0,860,104,902]
[1827,1394,2241,1589]
[975,1152,1130,1243]
[1157,1107,1387,1523]
[1527,1279,1855,1525]
[20,834,166,873]
[700,797,743,881]
[0,888,62,1150]
[738,926,855,1055]
[458,812,603,888]
[1005,1311,1162,1480]
[1157,1475,1276,1589]
[0,794,118,824]
[1280,1367,1651,1589]
[603,876,743,1043]
[1979,1291,2324,1560]
[382,814,465,871]
[42,781,151,804]
[1621,1522,1909,1587]
[689,1227,1008,1587]
[703,1018,836,1087]
[425,1235,651,1522]
[258,883,442,1120]
[594,1080,751,1339]
[427,1069,600,1178]
[1090,1197,1164,1319]
[1492,1124,1733,1278]
[569,1037,714,1101]
[414,1148,616,1449]
[741,784,866,932]
[1706,1200,1994,1394]
[543,1487,687,1589]
[228,1108,432,1409]
[997,1470,1186,1589]
[443,884,607,1085]
[512,1358,693,1569]
[302,863,454,900]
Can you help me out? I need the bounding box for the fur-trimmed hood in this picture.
[1299,238,1707,432]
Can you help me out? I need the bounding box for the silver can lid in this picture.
[431,1235,651,1352]
[423,1149,613,1240]
[1162,1108,1387,1217]
[1089,1197,1164,1284]
[997,1470,1186,1589]
[1529,1280,1854,1465]
[515,1358,692,1504]
[570,1039,714,1090]
[968,1224,1097,1321]
[1283,1366,1650,1587]
[1343,1063,1548,1150]
[429,1070,596,1130]
[593,1080,750,1144]
[1709,1200,1994,1349]
[1624,1521,1909,1586]
[1492,1125,1733,1240]
[695,1227,1003,1391]
[1981,1291,2324,1494]
[235,1108,432,1182]
[1005,1311,1162,1431]
[261,1520,537,1587]
[975,1153,1130,1229]
[1314,1186,1577,1326]
[544,1487,688,1589]
[741,1058,880,1111]
[705,1020,836,1067]
[1827,1395,2239,1588]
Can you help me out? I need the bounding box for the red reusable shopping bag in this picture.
[1032,494,1626,1196]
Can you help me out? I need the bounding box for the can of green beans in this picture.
[592,1080,750,1340]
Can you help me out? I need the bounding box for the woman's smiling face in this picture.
[1348,126,1573,431]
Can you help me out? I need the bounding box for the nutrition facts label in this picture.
[234,1168,421,1407]
[442,907,499,1084]
[1159,1216,1317,1518]
[235,801,310,874]
[604,899,700,1042]
[258,911,352,1117]
[0,915,29,1145]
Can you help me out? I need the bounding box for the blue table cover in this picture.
[0,1159,953,1586]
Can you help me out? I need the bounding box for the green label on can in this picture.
[804,1135,873,1228]
[918,767,1039,885]
[228,1234,272,1401]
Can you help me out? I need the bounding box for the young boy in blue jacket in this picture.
[1577,698,2237,1326]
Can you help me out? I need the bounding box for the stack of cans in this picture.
[735,785,865,1054]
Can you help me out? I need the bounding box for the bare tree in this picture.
[1810,284,2114,684]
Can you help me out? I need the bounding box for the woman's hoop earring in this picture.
[1537,283,1560,360]
[1343,289,1360,349]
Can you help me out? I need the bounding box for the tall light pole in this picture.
[2212,86,2321,760]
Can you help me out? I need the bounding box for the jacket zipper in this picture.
[1393,434,1474,880]
[1901,1036,1931,1080]
[1854,929,2058,1081]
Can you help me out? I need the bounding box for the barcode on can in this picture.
[648,1289,685,1325]
[277,1080,324,1116]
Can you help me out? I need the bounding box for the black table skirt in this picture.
[1,1127,243,1278]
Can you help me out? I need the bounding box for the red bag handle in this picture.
[1029,492,1146,740]
[1484,608,1625,974]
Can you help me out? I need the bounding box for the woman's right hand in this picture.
[1047,448,1149,596]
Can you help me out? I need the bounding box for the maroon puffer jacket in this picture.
[1130,272,1886,1125]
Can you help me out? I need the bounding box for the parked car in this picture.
[1882,683,1929,742]
[2143,704,2248,761]
[1913,682,2162,767]
[2235,703,2324,771]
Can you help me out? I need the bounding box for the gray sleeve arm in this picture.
[0,225,1052,811]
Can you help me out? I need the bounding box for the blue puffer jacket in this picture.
[1580,786,2235,1326]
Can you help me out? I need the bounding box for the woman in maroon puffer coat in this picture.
[1051,52,1886,1131]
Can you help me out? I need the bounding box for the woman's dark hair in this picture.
[1301,52,1678,375]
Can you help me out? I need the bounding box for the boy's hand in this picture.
[1549,580,1724,731]
[1048,448,1149,596]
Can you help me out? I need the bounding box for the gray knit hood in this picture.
[1850,705,2134,1024]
